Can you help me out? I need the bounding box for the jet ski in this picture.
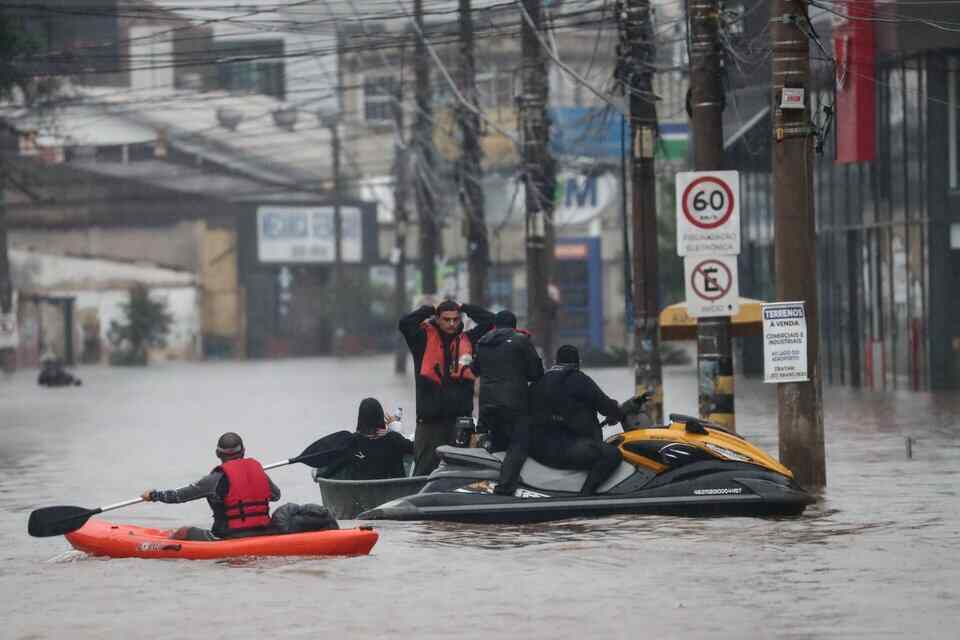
[359,414,815,523]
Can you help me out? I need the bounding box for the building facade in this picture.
[725,0,960,389]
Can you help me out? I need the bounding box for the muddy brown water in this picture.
[2,357,958,639]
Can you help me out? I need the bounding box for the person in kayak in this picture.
[141,432,281,541]
[528,345,625,496]
[472,310,543,496]
[399,298,494,475]
[347,397,414,480]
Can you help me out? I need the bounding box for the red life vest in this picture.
[420,321,476,385]
[217,458,272,531]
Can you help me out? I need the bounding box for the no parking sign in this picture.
[683,255,740,318]
[675,171,741,256]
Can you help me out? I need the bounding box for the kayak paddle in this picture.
[28,435,353,538]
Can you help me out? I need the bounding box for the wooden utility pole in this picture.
[621,0,662,424]
[414,0,439,295]
[519,0,553,355]
[459,0,488,305]
[688,0,735,429]
[771,0,826,489]
[393,79,410,373]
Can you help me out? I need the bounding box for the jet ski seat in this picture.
[435,446,635,494]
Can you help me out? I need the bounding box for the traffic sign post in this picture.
[675,170,741,256]
[683,255,740,318]
[674,171,741,432]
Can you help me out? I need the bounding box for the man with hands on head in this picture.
[399,297,494,475]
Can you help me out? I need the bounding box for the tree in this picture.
[108,283,173,365]
[1,13,61,372]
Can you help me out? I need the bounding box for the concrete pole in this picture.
[622,0,663,424]
[459,0,488,306]
[0,163,14,372]
[688,0,735,430]
[520,0,553,356]
[393,80,410,374]
[329,120,344,356]
[414,0,439,295]
[0,166,10,317]
[770,0,826,489]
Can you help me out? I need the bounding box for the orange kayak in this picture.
[66,518,378,560]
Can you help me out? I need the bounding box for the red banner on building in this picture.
[834,0,876,164]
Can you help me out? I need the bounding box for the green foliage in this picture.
[108,283,173,366]
[0,14,60,105]
[0,14,35,100]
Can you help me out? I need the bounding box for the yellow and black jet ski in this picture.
[359,414,815,523]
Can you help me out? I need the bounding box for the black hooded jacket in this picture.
[529,365,624,441]
[398,304,494,421]
[472,328,544,414]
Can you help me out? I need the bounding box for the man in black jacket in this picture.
[473,310,543,495]
[399,299,494,475]
[528,344,625,495]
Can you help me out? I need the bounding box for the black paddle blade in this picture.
[28,506,98,538]
[292,431,355,469]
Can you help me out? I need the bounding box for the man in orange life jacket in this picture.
[399,299,494,475]
[141,432,281,541]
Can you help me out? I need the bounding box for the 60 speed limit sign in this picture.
[675,171,741,256]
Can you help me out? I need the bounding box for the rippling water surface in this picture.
[2,357,958,639]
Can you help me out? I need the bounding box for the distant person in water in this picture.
[141,432,280,541]
[37,352,82,387]
[346,398,414,480]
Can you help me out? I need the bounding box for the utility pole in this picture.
[323,116,345,356]
[0,162,16,372]
[326,28,345,356]
[519,0,553,356]
[620,0,662,425]
[414,0,439,296]
[688,0,735,430]
[459,0,488,305]
[0,170,10,317]
[771,0,826,489]
[393,79,410,374]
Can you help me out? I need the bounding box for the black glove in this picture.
[620,393,650,417]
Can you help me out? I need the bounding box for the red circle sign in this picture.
[691,259,733,301]
[681,176,735,229]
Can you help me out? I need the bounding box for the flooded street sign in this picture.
[762,301,809,383]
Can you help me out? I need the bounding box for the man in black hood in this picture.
[472,310,544,495]
[528,345,625,495]
[346,398,414,480]
[399,299,494,475]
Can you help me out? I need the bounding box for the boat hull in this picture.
[360,467,815,524]
[65,519,378,560]
[315,475,428,519]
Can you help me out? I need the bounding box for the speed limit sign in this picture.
[675,171,741,256]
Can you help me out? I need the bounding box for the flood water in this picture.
[2,356,959,639]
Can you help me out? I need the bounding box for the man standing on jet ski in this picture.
[472,310,544,496]
[528,345,628,496]
[399,298,494,475]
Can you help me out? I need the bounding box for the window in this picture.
[363,75,396,123]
